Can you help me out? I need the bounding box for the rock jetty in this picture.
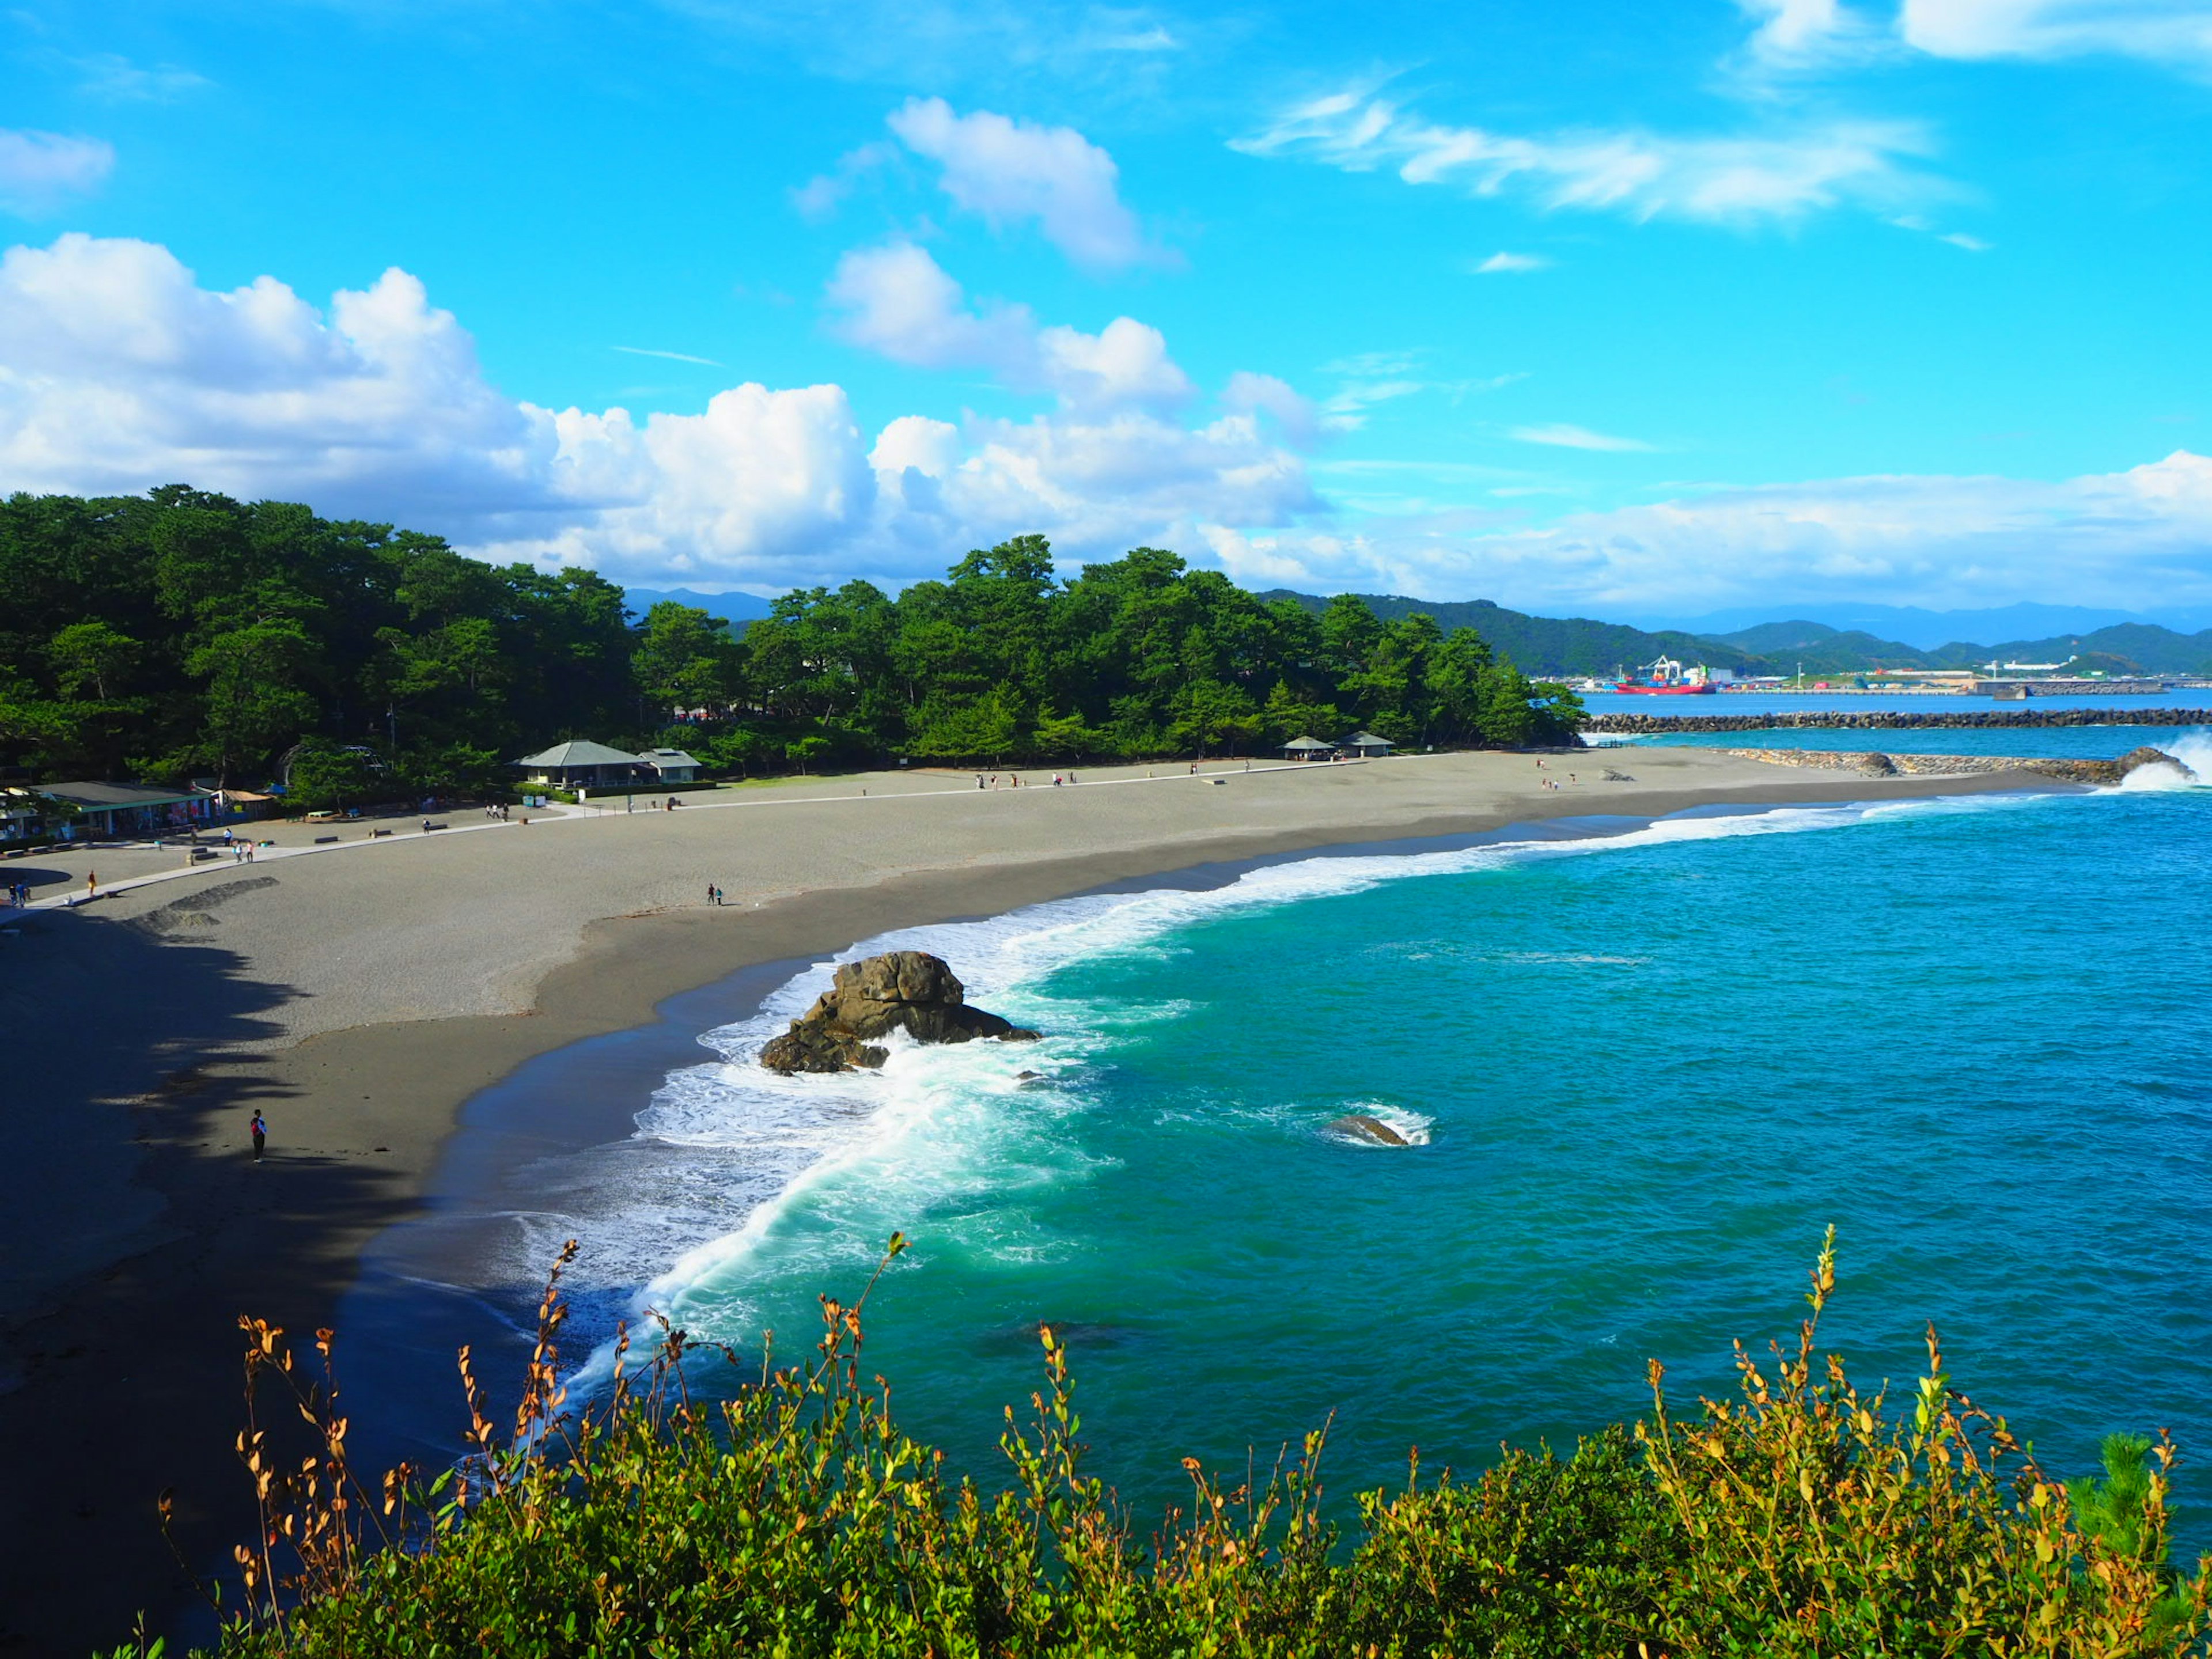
[1715,747,2195,786]
[760,950,1039,1074]
[1582,707,2211,736]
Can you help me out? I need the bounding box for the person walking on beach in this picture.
[249,1110,266,1162]
[85,869,97,900]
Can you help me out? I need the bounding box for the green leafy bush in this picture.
[124,1232,2209,1657]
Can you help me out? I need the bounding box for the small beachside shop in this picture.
[38,781,219,839]
[513,740,656,789]
[1279,736,1336,762]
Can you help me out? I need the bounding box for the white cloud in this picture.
[1233,88,1934,226]
[1474,251,1550,273]
[1729,0,1894,72]
[0,130,115,213]
[1899,0,2212,69]
[1222,370,1321,446]
[1511,422,1658,452]
[825,240,1037,372]
[885,97,1168,271]
[824,239,1192,411]
[1192,452,2212,616]
[614,346,725,366]
[0,233,1313,590]
[1941,230,1994,251]
[71,53,210,102]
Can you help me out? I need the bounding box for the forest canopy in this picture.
[0,488,1582,798]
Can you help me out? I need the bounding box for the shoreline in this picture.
[0,755,2069,1653]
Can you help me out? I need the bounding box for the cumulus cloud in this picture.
[0,130,116,213]
[0,233,1312,590]
[824,239,1193,411]
[1899,0,2212,69]
[882,97,1169,271]
[1233,87,1935,225]
[1197,452,2212,617]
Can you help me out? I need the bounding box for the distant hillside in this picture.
[1923,623,2212,674]
[1699,620,1939,673]
[623,586,775,625]
[1698,618,2212,676]
[1256,590,1768,677]
[1645,601,2199,650]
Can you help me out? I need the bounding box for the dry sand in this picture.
[0,749,2060,1651]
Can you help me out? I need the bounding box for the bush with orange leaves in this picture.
[112,1229,2208,1657]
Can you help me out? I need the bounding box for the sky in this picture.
[4,0,2212,622]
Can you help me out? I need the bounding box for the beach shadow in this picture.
[0,908,414,1656]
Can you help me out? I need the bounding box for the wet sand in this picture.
[0,750,2061,1652]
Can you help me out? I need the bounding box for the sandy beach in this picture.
[0,749,2060,1652]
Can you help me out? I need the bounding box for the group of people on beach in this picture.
[972,773,1078,789]
[1533,758,1578,792]
[4,880,29,906]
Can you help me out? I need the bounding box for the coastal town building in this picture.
[638,747,702,783]
[32,781,218,839]
[513,740,657,789]
[1339,731,1396,757]
[1279,736,1335,760]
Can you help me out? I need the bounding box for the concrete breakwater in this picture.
[1583,707,2212,736]
[1718,747,2192,785]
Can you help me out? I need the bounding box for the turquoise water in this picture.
[595,770,2212,1541]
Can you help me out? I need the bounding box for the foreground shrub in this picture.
[124,1231,2209,1657]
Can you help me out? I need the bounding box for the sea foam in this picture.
[579,791,2042,1369]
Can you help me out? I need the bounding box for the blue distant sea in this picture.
[506,743,2212,1546]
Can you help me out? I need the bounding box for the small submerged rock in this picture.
[760,950,1040,1075]
[1327,1112,1411,1147]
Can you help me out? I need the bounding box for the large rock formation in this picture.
[760,950,1039,1074]
[2115,745,2200,783]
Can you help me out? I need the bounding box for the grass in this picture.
[114,1230,2210,1657]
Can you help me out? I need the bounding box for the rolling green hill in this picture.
[1256,590,1768,677]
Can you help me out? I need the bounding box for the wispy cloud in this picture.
[1234,85,1936,226]
[72,52,210,102]
[0,129,115,213]
[1900,0,2212,73]
[615,345,725,367]
[1511,422,1658,452]
[1473,251,1550,274]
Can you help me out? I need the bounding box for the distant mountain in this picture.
[1641,601,2209,652]
[623,586,775,625]
[1691,618,2212,675]
[1255,590,1768,677]
[1698,620,1940,673]
[1923,623,2212,674]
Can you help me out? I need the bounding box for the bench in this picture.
[313,835,339,844]
[371,828,393,838]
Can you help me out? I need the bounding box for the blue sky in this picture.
[4,0,2212,620]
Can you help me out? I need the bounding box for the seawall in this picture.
[1582,707,2212,736]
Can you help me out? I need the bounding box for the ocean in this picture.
[343,726,2212,1548]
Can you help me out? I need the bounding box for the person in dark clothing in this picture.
[249,1111,266,1162]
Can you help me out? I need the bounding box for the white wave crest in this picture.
[579,789,2041,1367]
[1323,1103,1434,1147]
[2117,729,2212,791]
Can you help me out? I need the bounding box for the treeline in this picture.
[0,488,1580,797]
